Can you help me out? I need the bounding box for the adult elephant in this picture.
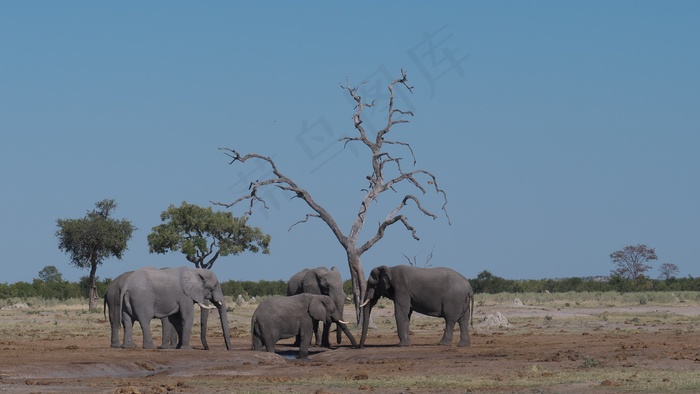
[104,269,214,349]
[359,265,474,348]
[251,293,358,359]
[287,266,346,347]
[121,266,231,350]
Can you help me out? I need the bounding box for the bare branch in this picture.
[377,68,414,144]
[382,170,452,225]
[358,195,432,254]
[340,79,373,149]
[391,195,437,220]
[215,148,349,248]
[384,140,417,165]
[341,136,364,149]
[402,253,417,266]
[289,213,321,231]
[425,246,434,267]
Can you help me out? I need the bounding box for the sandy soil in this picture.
[1,301,699,393]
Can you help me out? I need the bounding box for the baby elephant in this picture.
[251,293,358,359]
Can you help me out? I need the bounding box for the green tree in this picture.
[472,270,508,294]
[38,266,63,283]
[610,244,657,281]
[147,202,271,269]
[56,199,135,310]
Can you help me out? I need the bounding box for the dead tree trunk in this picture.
[346,248,366,323]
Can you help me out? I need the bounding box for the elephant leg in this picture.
[439,317,456,346]
[161,315,179,349]
[296,321,317,347]
[457,313,471,347]
[200,308,210,350]
[321,321,332,348]
[252,334,263,351]
[394,304,412,347]
[262,329,277,352]
[297,319,315,359]
[178,307,194,350]
[298,330,311,359]
[140,318,157,349]
[110,320,122,348]
[121,313,136,349]
[310,320,321,346]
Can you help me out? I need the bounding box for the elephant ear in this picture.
[301,270,317,293]
[379,266,392,292]
[180,268,206,304]
[316,271,332,295]
[308,296,328,321]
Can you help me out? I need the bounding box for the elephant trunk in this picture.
[329,288,346,345]
[338,322,358,348]
[217,303,232,351]
[359,299,376,348]
[335,301,344,345]
[200,308,210,350]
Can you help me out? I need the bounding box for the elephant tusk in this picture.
[338,320,349,325]
[360,299,370,308]
[197,302,217,310]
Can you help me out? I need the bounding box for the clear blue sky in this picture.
[2,2,698,284]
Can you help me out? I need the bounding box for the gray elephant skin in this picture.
[121,266,231,350]
[251,293,358,359]
[287,266,346,347]
[360,265,474,348]
[104,269,213,349]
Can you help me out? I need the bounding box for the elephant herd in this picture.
[105,264,475,359]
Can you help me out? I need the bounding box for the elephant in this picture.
[251,293,358,359]
[359,265,474,348]
[104,269,214,349]
[287,266,347,347]
[120,266,231,350]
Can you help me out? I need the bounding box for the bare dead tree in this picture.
[215,69,449,322]
[402,246,435,268]
[657,262,679,280]
[610,244,657,281]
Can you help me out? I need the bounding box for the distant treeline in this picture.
[2,270,699,301]
[0,277,291,301]
[470,270,700,294]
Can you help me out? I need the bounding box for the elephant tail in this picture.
[250,316,260,350]
[468,291,475,329]
[120,286,131,328]
[103,294,108,320]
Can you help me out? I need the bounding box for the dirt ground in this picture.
[1,299,699,393]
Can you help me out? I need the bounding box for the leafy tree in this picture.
[56,199,135,310]
[658,262,679,280]
[15,281,38,298]
[472,270,509,294]
[38,266,63,283]
[147,202,271,269]
[217,70,449,322]
[609,244,657,281]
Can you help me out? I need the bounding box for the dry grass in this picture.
[1,292,699,393]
